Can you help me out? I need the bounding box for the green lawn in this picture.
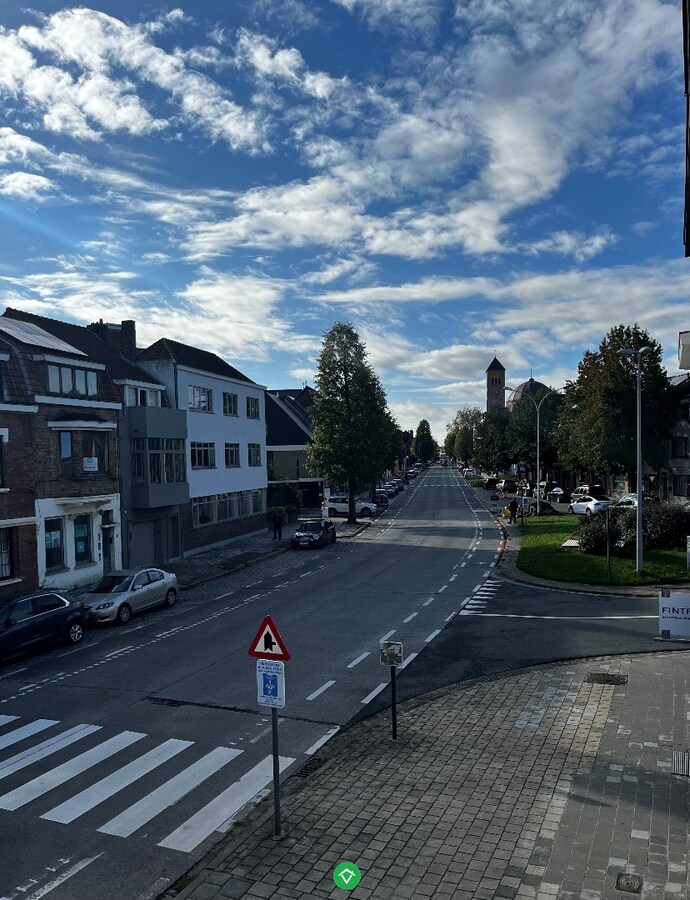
[515,513,690,585]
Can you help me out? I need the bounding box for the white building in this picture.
[137,339,267,554]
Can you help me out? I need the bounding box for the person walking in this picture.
[508,497,519,525]
[272,510,284,540]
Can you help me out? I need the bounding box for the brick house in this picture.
[0,313,122,593]
[137,339,267,554]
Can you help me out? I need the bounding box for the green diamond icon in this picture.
[333,861,361,890]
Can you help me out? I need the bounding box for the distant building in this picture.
[485,357,506,411]
[505,377,549,412]
[265,387,324,509]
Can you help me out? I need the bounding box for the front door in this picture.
[102,528,115,574]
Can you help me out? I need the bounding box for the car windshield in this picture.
[298,523,322,533]
[90,574,133,593]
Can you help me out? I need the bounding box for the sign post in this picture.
[249,616,291,836]
[380,641,403,740]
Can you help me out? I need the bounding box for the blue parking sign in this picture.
[257,660,285,708]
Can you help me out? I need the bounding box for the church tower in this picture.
[486,357,506,411]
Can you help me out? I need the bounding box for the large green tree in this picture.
[474,407,511,474]
[506,389,562,481]
[453,426,474,464]
[412,419,435,463]
[445,408,482,463]
[554,324,671,478]
[307,322,396,523]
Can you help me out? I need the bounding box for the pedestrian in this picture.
[508,497,519,525]
[272,510,284,540]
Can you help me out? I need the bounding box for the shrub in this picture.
[579,501,690,555]
[578,513,619,555]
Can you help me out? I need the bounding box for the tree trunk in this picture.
[347,477,357,525]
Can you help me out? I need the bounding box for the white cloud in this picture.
[330,0,445,38]
[523,229,617,261]
[0,171,54,200]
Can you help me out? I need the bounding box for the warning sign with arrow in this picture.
[248,615,291,661]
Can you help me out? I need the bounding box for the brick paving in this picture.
[159,652,690,900]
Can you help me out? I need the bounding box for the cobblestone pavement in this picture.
[159,651,690,900]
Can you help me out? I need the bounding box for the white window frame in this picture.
[188,385,213,413]
[223,392,238,416]
[248,443,262,467]
[246,396,260,419]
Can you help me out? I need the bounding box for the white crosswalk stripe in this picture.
[0,715,301,853]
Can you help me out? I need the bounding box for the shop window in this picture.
[252,489,264,514]
[192,496,214,526]
[45,518,64,570]
[238,491,250,516]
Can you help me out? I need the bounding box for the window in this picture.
[45,518,64,570]
[217,493,235,521]
[252,489,264,514]
[192,496,214,526]
[238,490,250,516]
[124,386,162,407]
[191,442,215,469]
[9,598,34,622]
[225,443,240,467]
[46,364,98,397]
[82,431,108,473]
[73,514,91,564]
[34,594,67,613]
[248,443,261,467]
[246,396,260,419]
[223,392,238,416]
[59,431,73,477]
[131,438,186,485]
[188,385,213,413]
[0,529,13,579]
[0,435,4,487]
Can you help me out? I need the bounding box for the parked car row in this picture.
[0,566,179,662]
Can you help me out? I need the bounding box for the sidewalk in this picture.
[160,651,690,900]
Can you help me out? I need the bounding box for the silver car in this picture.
[82,568,178,625]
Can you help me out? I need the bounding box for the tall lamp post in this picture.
[616,346,652,573]
[505,386,562,516]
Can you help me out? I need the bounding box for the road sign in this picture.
[248,615,291,660]
[257,660,285,708]
[380,641,403,666]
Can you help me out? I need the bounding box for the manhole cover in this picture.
[585,672,628,685]
[616,873,643,893]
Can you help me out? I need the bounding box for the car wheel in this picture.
[328,507,337,517]
[66,621,84,645]
[164,589,177,608]
[116,603,132,625]
[360,507,372,516]
[585,509,592,517]
[568,506,574,514]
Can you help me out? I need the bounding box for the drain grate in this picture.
[294,757,327,778]
[672,750,690,776]
[616,873,643,894]
[585,672,628,685]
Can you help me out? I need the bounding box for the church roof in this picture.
[486,356,505,372]
[507,377,549,405]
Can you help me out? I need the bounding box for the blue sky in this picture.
[0,0,687,441]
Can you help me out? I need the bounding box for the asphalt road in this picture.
[0,467,670,900]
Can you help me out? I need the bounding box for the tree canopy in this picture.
[412,419,435,463]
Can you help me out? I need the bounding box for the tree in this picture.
[412,419,435,463]
[554,324,671,479]
[506,389,562,481]
[453,426,474,464]
[307,322,395,524]
[473,408,511,474]
[445,408,482,463]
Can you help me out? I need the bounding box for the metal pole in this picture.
[390,665,397,740]
[535,402,541,517]
[606,507,611,582]
[636,355,643,573]
[271,706,281,835]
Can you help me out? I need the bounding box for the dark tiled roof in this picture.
[486,356,505,372]
[0,336,37,404]
[138,338,254,384]
[2,308,162,395]
[265,392,311,446]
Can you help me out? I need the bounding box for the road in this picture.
[0,468,667,900]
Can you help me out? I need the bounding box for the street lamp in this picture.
[616,346,652,573]
[505,385,562,516]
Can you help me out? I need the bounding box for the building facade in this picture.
[266,388,323,509]
[486,357,506,412]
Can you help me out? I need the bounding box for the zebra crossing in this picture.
[460,578,502,615]
[0,714,295,853]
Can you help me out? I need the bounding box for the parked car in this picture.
[570,485,606,502]
[497,479,517,493]
[327,496,378,517]
[391,478,405,491]
[379,485,396,499]
[383,482,400,495]
[0,592,86,661]
[291,519,337,549]
[482,477,498,490]
[568,496,613,516]
[375,492,390,506]
[81,567,178,625]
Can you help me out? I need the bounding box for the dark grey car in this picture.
[0,592,86,661]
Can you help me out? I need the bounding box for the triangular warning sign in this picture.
[248,615,291,660]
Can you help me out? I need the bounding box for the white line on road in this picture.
[2,854,105,900]
[472,584,483,593]
[299,570,315,578]
[445,611,457,621]
[466,613,659,620]
[460,562,466,567]
[483,570,491,576]
[449,574,457,581]
[438,585,447,593]
[402,612,418,623]
[305,726,340,756]
[399,652,418,670]
[105,645,133,658]
[361,683,387,704]
[422,598,433,607]
[425,630,441,643]
[379,629,396,642]
[0,669,25,680]
[306,680,336,701]
[347,652,370,668]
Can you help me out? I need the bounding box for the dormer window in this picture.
[124,386,161,407]
[46,364,97,397]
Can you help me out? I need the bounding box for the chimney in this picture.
[120,320,136,360]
